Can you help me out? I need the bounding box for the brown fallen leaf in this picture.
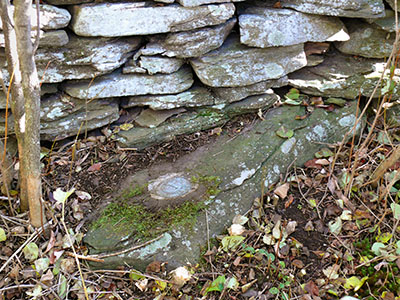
[292,259,304,269]
[87,162,102,172]
[304,158,323,169]
[274,183,290,199]
[310,97,323,106]
[285,194,294,208]
[146,261,161,273]
[314,158,330,165]
[233,256,241,266]
[304,280,319,296]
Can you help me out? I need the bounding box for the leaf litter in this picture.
[0,101,399,300]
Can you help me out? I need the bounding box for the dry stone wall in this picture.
[0,0,398,146]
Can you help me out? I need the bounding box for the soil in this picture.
[45,113,258,219]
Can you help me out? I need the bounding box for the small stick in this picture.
[0,226,44,274]
[65,251,104,263]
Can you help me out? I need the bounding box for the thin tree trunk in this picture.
[14,0,44,227]
[0,0,28,211]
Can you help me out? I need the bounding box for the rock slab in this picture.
[289,51,400,100]
[0,4,71,30]
[63,66,194,99]
[138,18,236,59]
[190,35,307,87]
[70,2,235,37]
[85,101,363,270]
[335,21,395,58]
[280,0,385,18]
[239,7,349,48]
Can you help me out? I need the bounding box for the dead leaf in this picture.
[44,231,56,254]
[327,177,337,194]
[305,220,314,231]
[135,278,148,292]
[304,280,319,296]
[273,1,282,8]
[285,221,297,235]
[75,190,92,200]
[292,259,305,269]
[210,127,222,136]
[233,256,241,266]
[241,279,257,293]
[249,268,255,280]
[146,261,161,273]
[40,270,54,285]
[274,183,289,199]
[314,159,330,165]
[285,194,294,208]
[9,265,20,280]
[60,258,75,273]
[304,159,323,169]
[310,97,323,106]
[87,163,102,172]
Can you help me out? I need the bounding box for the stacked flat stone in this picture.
[0,0,398,145]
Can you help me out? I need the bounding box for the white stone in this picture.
[177,0,243,8]
[122,86,215,110]
[280,0,385,18]
[190,35,307,87]
[137,18,236,58]
[70,2,235,37]
[0,4,71,30]
[239,8,349,48]
[63,66,194,99]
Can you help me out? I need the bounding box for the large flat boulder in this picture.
[279,0,385,18]
[176,0,243,7]
[0,4,71,30]
[137,18,236,58]
[116,91,279,149]
[289,51,400,99]
[1,35,141,83]
[366,9,397,32]
[239,7,349,48]
[0,94,119,140]
[190,35,307,87]
[62,66,194,99]
[70,2,235,37]
[0,30,69,48]
[85,101,363,270]
[122,86,216,110]
[335,20,395,58]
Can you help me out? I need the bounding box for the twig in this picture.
[0,284,36,292]
[65,251,104,263]
[0,226,43,274]
[89,269,170,283]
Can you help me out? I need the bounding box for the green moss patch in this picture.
[91,200,206,242]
